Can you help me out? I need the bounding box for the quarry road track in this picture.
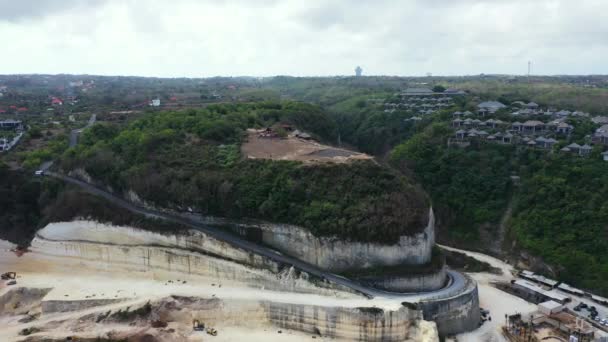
[44,171,468,303]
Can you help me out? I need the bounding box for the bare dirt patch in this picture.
[241,129,372,164]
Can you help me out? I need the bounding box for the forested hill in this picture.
[390,123,608,296]
[59,101,430,243]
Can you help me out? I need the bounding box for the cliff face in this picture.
[2,221,441,341]
[27,221,354,296]
[193,208,436,272]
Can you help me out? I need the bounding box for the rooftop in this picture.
[478,101,507,109]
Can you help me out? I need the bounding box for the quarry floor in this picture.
[0,238,421,341]
[1,226,540,342]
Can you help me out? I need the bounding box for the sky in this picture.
[1,0,608,77]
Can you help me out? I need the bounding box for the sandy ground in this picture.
[241,129,372,164]
[1,233,431,341]
[439,245,538,342]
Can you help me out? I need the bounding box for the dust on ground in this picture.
[241,129,373,164]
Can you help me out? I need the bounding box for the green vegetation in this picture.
[60,102,429,243]
[19,134,68,170]
[391,123,515,242]
[390,123,608,295]
[0,163,45,245]
[511,155,608,295]
[328,96,434,155]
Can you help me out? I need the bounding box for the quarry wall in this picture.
[28,221,357,297]
[189,208,436,272]
[24,221,478,338]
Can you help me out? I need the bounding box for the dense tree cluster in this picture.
[60,102,429,243]
[390,123,608,295]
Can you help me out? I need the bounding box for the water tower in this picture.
[355,66,362,77]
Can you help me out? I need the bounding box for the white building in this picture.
[538,300,564,315]
[149,98,161,107]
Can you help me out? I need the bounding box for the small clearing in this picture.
[241,129,372,164]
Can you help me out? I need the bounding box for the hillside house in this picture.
[477,101,507,116]
[592,124,608,145]
[561,143,581,154]
[602,151,608,161]
[0,119,22,129]
[580,144,592,156]
[561,143,591,156]
[522,120,546,134]
[554,122,574,134]
[444,88,466,95]
[400,88,434,96]
[511,121,523,132]
[455,130,467,140]
[591,116,608,124]
[535,137,558,149]
[51,97,63,106]
[526,102,539,109]
[484,119,505,128]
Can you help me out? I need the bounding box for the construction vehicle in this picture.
[1,272,16,280]
[192,319,205,331]
[206,327,218,336]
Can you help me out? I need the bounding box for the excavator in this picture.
[1,272,16,280]
[192,319,205,331]
[193,320,218,336]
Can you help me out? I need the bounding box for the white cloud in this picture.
[0,0,607,76]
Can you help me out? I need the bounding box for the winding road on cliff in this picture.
[42,170,471,303]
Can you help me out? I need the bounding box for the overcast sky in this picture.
[1,0,607,77]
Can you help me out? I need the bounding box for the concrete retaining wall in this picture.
[356,266,447,292]
[418,276,481,336]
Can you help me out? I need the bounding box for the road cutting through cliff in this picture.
[43,171,470,303]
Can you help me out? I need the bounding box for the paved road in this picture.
[44,171,470,302]
[69,114,96,147]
